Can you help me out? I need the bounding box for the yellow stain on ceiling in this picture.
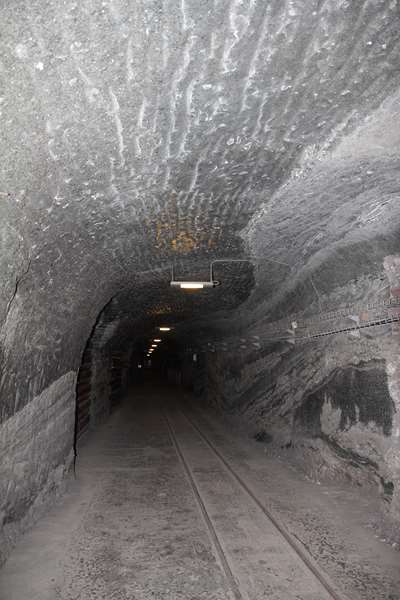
[154,203,217,253]
[171,231,197,253]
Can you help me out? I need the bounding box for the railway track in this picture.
[164,410,242,600]
[164,406,350,600]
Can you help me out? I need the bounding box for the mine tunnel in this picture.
[1,1,400,599]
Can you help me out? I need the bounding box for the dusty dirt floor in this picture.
[0,384,399,600]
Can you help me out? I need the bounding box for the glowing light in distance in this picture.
[151,344,157,348]
[153,339,162,342]
[159,327,171,331]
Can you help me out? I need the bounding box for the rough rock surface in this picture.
[0,372,76,564]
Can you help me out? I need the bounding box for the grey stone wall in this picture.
[384,351,400,526]
[0,372,76,566]
[205,327,400,522]
[203,251,400,534]
[89,351,112,428]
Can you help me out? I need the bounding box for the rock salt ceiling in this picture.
[1,0,400,408]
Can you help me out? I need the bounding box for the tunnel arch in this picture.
[1,0,400,568]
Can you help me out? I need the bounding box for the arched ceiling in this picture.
[1,0,400,409]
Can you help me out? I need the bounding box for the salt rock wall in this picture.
[0,372,76,565]
[0,298,125,566]
[90,352,113,427]
[205,302,400,529]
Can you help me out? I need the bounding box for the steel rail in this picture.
[163,410,243,600]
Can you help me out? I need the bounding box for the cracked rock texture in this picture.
[0,0,400,559]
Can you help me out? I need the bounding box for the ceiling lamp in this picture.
[171,281,215,290]
[170,281,217,289]
[151,344,157,348]
[153,338,162,342]
[170,264,219,290]
[169,257,289,293]
[159,327,171,332]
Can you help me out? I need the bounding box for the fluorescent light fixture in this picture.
[159,327,171,331]
[170,263,220,290]
[170,281,217,290]
[151,344,157,348]
[153,338,162,342]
